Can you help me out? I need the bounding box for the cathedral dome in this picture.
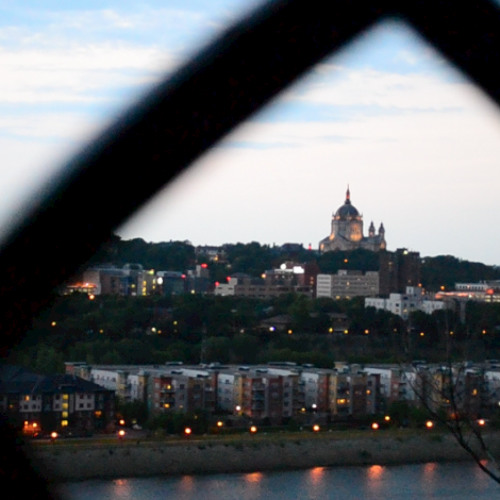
[334,187,360,218]
[335,201,359,217]
[320,186,386,253]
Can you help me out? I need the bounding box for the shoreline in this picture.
[27,430,500,482]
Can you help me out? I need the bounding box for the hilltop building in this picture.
[319,187,386,253]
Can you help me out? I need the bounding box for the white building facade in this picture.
[365,286,446,320]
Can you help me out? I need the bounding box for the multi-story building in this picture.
[214,276,312,299]
[0,365,114,436]
[65,360,495,425]
[217,365,301,423]
[150,368,216,415]
[378,248,421,296]
[68,364,150,402]
[365,286,447,320]
[67,362,217,415]
[362,365,409,406]
[79,264,160,296]
[328,368,379,419]
[300,367,333,413]
[195,245,227,263]
[436,281,500,304]
[328,370,352,418]
[157,271,187,295]
[316,270,379,299]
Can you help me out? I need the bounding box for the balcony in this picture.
[252,383,266,391]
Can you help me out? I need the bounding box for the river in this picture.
[55,462,500,499]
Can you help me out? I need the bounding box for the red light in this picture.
[226,276,231,282]
[215,282,220,287]
[201,263,208,268]
[181,274,186,279]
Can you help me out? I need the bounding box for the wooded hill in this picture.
[89,236,500,291]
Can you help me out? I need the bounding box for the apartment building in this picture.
[0,365,114,436]
[365,286,446,320]
[316,270,379,299]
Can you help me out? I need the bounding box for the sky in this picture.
[1,1,500,265]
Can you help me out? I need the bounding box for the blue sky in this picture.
[1,1,500,266]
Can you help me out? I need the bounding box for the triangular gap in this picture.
[118,19,500,266]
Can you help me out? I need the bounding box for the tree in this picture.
[405,361,500,484]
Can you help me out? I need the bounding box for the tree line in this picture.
[88,236,500,291]
[8,291,500,375]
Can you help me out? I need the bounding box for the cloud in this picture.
[12,5,230,53]
[0,42,174,104]
[284,67,479,111]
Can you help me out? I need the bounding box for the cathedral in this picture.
[319,187,386,253]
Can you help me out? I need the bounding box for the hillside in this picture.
[89,236,500,291]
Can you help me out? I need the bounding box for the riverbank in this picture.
[26,430,500,482]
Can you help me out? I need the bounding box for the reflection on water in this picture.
[305,466,327,498]
[308,466,325,485]
[56,462,500,500]
[245,471,264,484]
[366,464,385,496]
[422,462,438,495]
[178,475,195,495]
[112,478,131,498]
[241,471,264,499]
[367,464,384,480]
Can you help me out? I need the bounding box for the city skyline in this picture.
[1,2,500,265]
